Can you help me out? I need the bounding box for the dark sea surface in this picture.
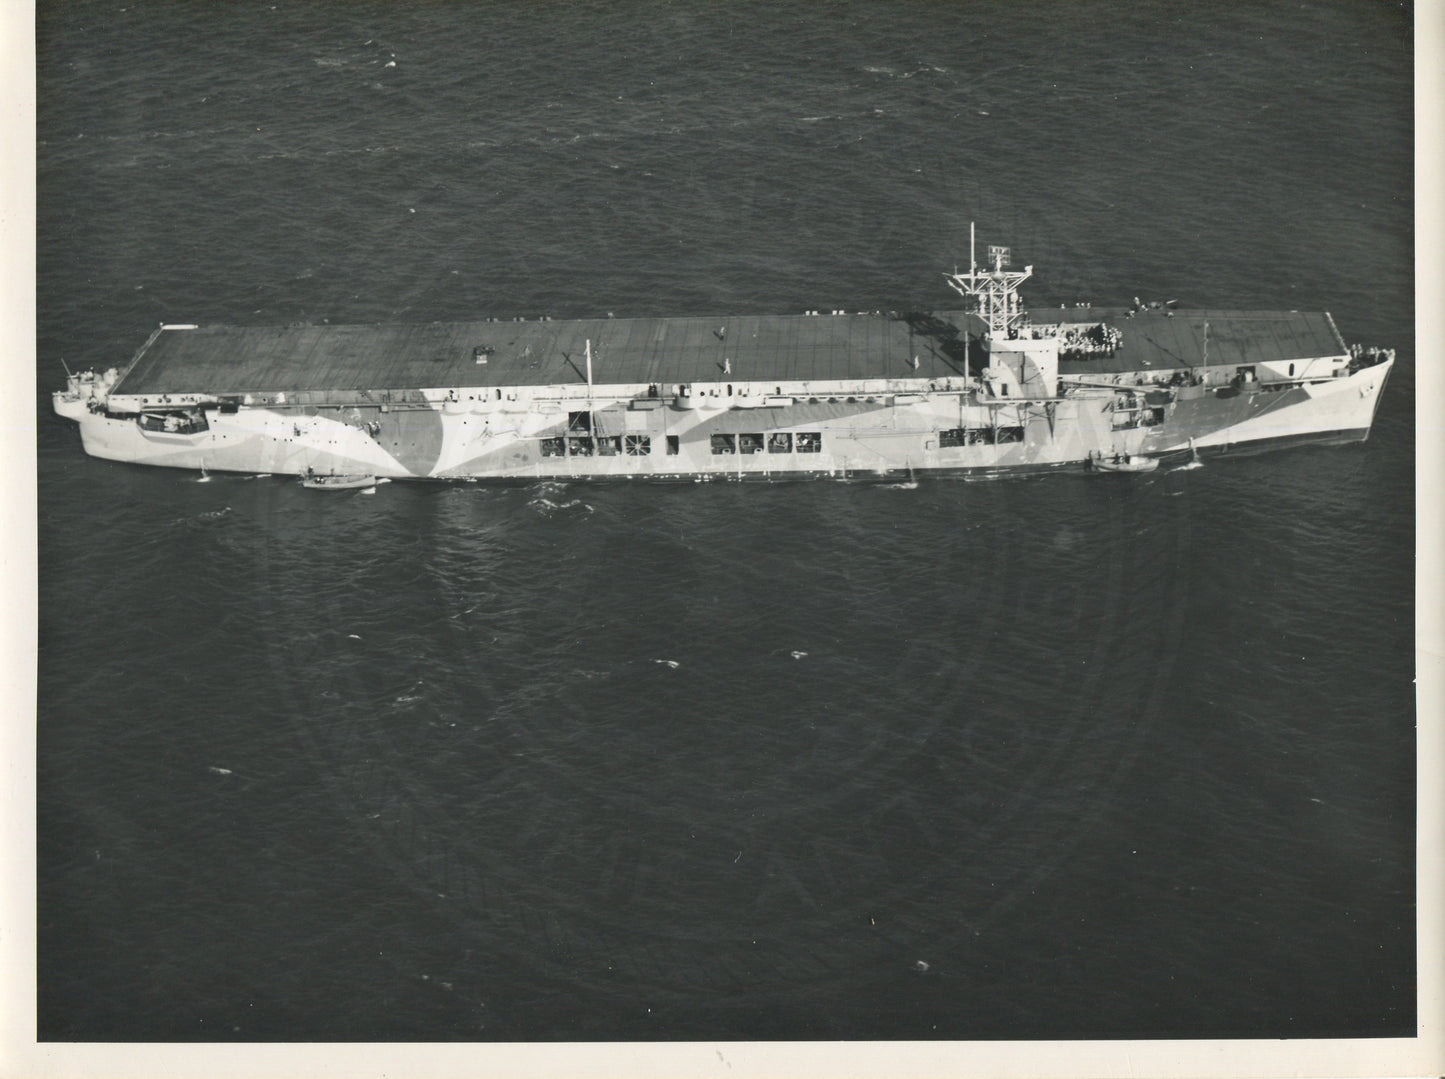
[36,0,1415,1043]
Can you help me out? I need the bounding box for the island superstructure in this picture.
[52,246,1394,482]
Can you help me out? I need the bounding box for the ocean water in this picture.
[35,0,1414,1042]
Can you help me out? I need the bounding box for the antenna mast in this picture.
[947,224,1033,339]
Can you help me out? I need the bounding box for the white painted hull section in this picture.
[1145,358,1392,452]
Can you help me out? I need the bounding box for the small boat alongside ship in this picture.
[300,469,380,491]
[1089,452,1160,474]
[52,237,1394,483]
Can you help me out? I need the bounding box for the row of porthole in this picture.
[686,393,880,404]
[444,390,894,409]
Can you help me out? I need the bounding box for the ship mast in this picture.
[945,227,1033,340]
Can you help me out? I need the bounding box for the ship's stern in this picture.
[53,367,120,422]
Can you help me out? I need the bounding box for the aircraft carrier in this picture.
[52,246,1394,483]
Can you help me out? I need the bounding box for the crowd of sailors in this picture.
[1059,321,1125,358]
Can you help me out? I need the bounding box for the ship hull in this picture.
[60,357,1392,482]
